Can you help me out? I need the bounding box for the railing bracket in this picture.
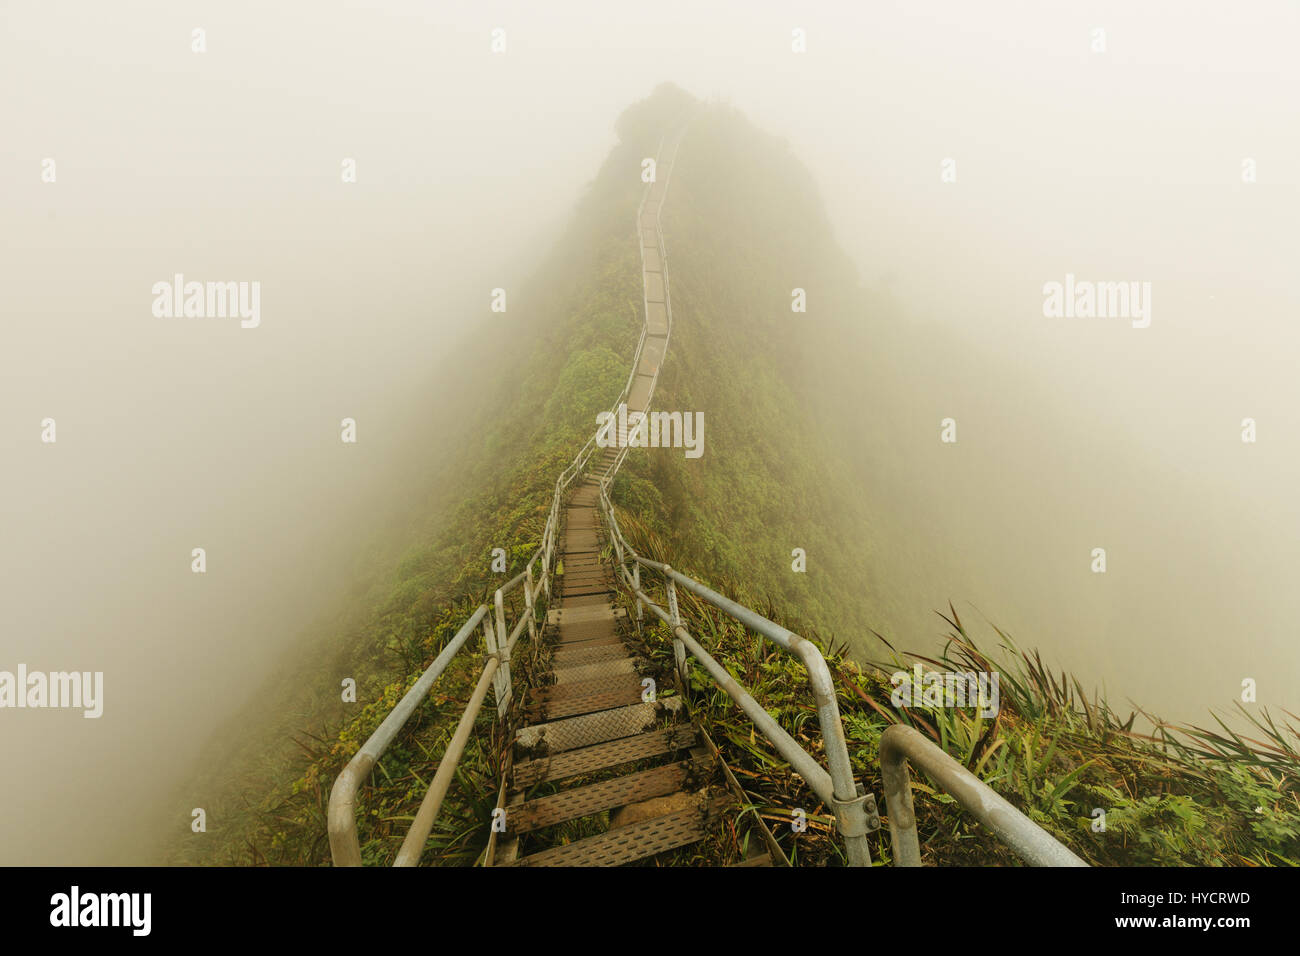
[833,784,879,838]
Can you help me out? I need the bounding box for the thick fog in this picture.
[2,1,1296,865]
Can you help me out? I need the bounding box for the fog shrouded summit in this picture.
[2,1,1296,866]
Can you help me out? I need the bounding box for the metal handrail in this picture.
[587,117,881,865]
[328,124,689,867]
[591,114,1082,868]
[595,478,877,866]
[328,562,543,867]
[880,724,1088,866]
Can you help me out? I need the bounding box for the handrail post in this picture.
[786,637,875,868]
[524,563,537,646]
[482,612,501,709]
[878,724,1088,867]
[879,727,923,867]
[632,563,642,636]
[664,567,687,689]
[494,588,510,718]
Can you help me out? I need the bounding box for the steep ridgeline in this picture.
[162,86,697,866]
[608,104,898,659]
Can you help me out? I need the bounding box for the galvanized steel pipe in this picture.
[880,724,1088,867]
[393,655,501,867]
[328,603,488,866]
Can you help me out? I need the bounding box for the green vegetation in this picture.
[621,501,1300,865]
[164,84,1298,867]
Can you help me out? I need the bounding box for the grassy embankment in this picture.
[168,86,1298,866]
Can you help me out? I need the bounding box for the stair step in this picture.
[553,643,632,665]
[730,851,773,867]
[556,620,624,643]
[515,698,682,756]
[513,726,698,787]
[561,592,616,607]
[528,685,645,720]
[531,674,644,703]
[560,585,616,599]
[560,568,610,582]
[551,633,624,649]
[548,604,623,626]
[508,795,731,867]
[553,657,643,684]
[508,756,711,834]
[561,530,599,550]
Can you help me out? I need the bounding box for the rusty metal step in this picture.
[561,572,611,585]
[556,632,622,649]
[553,656,644,684]
[560,585,616,599]
[513,727,697,788]
[508,795,731,867]
[561,592,616,607]
[527,685,644,720]
[560,568,609,582]
[556,617,624,641]
[531,674,643,703]
[560,530,599,551]
[552,643,632,665]
[507,756,712,835]
[550,632,624,649]
[548,604,623,627]
[515,698,682,755]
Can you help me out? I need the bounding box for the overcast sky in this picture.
[2,1,1296,864]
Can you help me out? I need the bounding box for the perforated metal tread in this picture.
[527,686,645,721]
[561,573,612,587]
[553,657,644,684]
[507,755,712,834]
[515,698,682,755]
[556,620,625,643]
[552,643,634,665]
[508,795,732,867]
[531,673,644,704]
[550,603,622,625]
[561,592,617,607]
[560,570,610,584]
[512,726,698,787]
[551,633,624,649]
[561,585,617,599]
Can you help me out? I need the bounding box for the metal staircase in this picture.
[326,116,1087,868]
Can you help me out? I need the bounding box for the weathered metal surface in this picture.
[527,685,644,721]
[880,724,1088,867]
[514,698,681,755]
[531,673,643,703]
[644,271,665,303]
[329,604,491,866]
[552,643,633,665]
[512,726,698,787]
[548,604,622,626]
[552,657,641,684]
[507,756,711,834]
[508,796,731,867]
[550,632,624,649]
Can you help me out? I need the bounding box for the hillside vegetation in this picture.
[165,85,1299,867]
